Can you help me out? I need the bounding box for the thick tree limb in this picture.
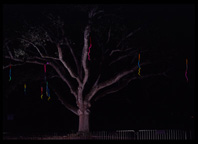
[57,43,81,85]
[81,25,91,87]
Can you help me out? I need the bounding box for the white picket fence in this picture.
[136,130,188,140]
[90,129,189,140]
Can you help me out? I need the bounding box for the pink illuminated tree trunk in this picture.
[78,110,90,132]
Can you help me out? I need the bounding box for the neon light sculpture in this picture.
[9,64,11,81]
[185,58,188,82]
[46,81,48,96]
[47,88,50,101]
[42,62,51,101]
[138,53,141,76]
[41,87,43,99]
[46,81,50,101]
[88,37,92,61]
[24,83,26,95]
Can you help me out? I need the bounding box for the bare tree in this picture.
[3,7,166,133]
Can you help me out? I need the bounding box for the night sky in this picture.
[2,4,195,135]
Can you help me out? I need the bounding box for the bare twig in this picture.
[18,38,44,57]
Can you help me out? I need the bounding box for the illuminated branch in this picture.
[109,47,133,56]
[109,50,138,65]
[57,43,81,85]
[116,27,141,49]
[5,43,14,59]
[3,53,77,99]
[64,37,81,79]
[106,26,111,44]
[53,89,78,115]
[94,71,166,101]
[50,63,77,99]
[3,55,45,67]
[18,38,44,57]
[85,62,150,101]
[81,25,91,87]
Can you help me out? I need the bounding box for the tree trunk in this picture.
[78,110,90,133]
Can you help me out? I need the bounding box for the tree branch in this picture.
[116,27,141,49]
[18,38,44,57]
[64,38,81,79]
[3,62,25,69]
[53,89,78,115]
[109,47,133,56]
[109,50,138,65]
[81,25,91,87]
[94,71,166,101]
[3,54,78,99]
[57,43,81,85]
[106,26,111,44]
[50,62,77,99]
[3,55,45,67]
[5,43,14,59]
[85,62,150,101]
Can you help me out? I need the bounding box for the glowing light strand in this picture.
[24,83,26,95]
[42,63,50,101]
[138,53,141,76]
[88,37,92,61]
[9,64,11,81]
[46,81,50,101]
[185,58,188,82]
[41,87,43,99]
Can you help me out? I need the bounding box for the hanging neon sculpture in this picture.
[138,53,141,76]
[88,37,92,61]
[9,64,11,81]
[41,87,43,99]
[46,81,50,101]
[24,83,26,95]
[47,88,50,101]
[41,63,50,100]
[185,58,188,82]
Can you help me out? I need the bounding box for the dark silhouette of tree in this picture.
[3,6,166,133]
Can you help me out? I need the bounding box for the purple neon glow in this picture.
[44,64,46,73]
[185,70,188,82]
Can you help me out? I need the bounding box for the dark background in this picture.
[2,4,195,135]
